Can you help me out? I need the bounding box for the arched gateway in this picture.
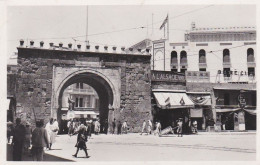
[16,45,152,133]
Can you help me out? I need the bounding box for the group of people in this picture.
[9,118,59,161]
[141,120,161,135]
[67,118,101,137]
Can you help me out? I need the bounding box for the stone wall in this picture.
[16,48,152,131]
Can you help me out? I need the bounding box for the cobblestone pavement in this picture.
[6,132,256,161]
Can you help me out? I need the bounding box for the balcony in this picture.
[199,62,207,68]
[67,88,95,95]
[74,107,95,111]
[170,63,178,69]
[247,61,256,67]
[223,62,231,68]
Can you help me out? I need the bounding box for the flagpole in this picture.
[167,13,169,40]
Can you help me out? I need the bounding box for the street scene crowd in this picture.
[7,116,200,161]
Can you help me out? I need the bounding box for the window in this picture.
[248,67,255,77]
[180,51,187,64]
[247,48,254,62]
[224,93,230,105]
[252,92,256,106]
[223,68,230,77]
[171,51,178,64]
[79,98,83,107]
[86,95,91,107]
[199,68,206,71]
[223,49,230,63]
[76,83,83,89]
[180,68,187,73]
[75,97,83,107]
[199,49,206,63]
[75,98,78,107]
[171,69,178,72]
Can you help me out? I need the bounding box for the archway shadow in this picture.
[6,144,74,161]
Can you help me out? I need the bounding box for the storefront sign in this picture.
[186,71,210,82]
[218,70,248,76]
[153,42,165,49]
[151,71,185,83]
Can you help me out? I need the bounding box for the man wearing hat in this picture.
[12,118,26,161]
[177,118,183,137]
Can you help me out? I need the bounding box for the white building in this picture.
[152,23,256,83]
[61,83,100,119]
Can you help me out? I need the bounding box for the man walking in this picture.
[122,121,128,134]
[177,118,183,137]
[112,119,116,134]
[140,120,146,135]
[31,119,49,161]
[12,118,25,161]
[117,121,122,135]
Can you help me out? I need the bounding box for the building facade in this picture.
[151,23,257,131]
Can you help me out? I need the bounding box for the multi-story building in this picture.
[61,82,100,120]
[151,22,256,131]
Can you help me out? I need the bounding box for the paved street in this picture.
[7,132,256,161]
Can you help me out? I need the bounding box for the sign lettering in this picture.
[151,71,185,83]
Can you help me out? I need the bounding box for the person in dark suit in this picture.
[72,121,90,158]
[12,118,26,161]
[117,121,122,135]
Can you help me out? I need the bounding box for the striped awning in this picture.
[153,92,194,109]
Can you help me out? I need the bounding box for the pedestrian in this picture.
[122,121,128,134]
[7,121,13,144]
[177,118,183,137]
[86,120,92,138]
[112,119,116,134]
[154,121,161,136]
[31,119,49,161]
[74,119,79,133]
[53,118,59,135]
[24,121,32,154]
[103,119,108,134]
[147,120,152,135]
[193,120,198,133]
[94,119,100,135]
[140,120,146,135]
[72,120,90,158]
[12,118,25,161]
[45,118,59,150]
[117,121,122,135]
[67,119,74,136]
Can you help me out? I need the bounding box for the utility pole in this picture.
[86,6,89,46]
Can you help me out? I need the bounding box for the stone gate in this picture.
[16,43,152,132]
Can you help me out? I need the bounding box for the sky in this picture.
[7,5,256,61]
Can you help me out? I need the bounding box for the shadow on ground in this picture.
[6,144,74,161]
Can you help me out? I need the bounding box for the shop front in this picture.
[187,92,212,131]
[152,89,194,133]
[213,85,256,131]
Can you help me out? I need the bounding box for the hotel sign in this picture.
[186,71,210,82]
[151,71,185,83]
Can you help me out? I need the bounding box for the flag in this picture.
[160,15,168,30]
[165,97,170,106]
[180,97,185,105]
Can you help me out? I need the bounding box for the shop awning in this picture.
[215,108,240,113]
[6,98,11,110]
[188,95,211,106]
[244,109,257,115]
[153,92,194,109]
[74,111,99,115]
